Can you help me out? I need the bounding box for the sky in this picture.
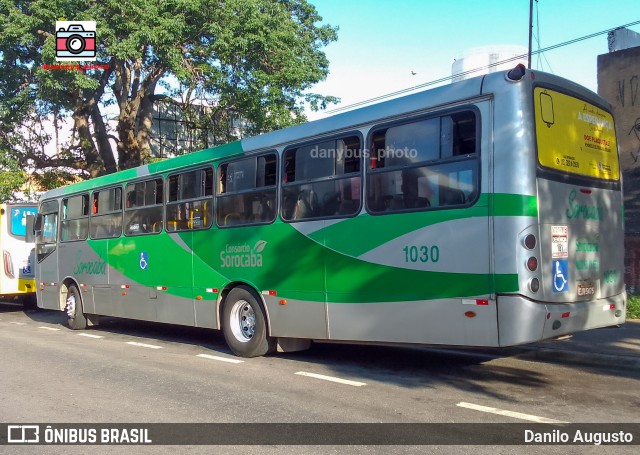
[305,0,640,119]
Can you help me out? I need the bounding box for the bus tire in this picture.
[222,286,275,357]
[66,284,87,330]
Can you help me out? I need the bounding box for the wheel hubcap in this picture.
[65,294,76,318]
[229,300,255,342]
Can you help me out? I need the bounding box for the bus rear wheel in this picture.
[222,286,275,357]
[65,284,87,330]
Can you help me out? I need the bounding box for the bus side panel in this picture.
[116,285,158,322]
[323,214,495,345]
[76,240,109,314]
[192,229,235,329]
[57,241,97,311]
[211,222,328,339]
[77,231,203,325]
[327,297,499,346]
[153,231,195,326]
[263,295,329,339]
[87,237,153,321]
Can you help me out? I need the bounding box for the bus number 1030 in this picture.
[403,245,440,263]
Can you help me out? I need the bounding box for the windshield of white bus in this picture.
[8,207,38,238]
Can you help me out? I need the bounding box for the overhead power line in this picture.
[326,20,640,115]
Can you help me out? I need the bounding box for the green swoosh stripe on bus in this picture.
[87,214,520,304]
[85,192,532,303]
[309,193,537,257]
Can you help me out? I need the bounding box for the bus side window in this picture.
[60,194,89,242]
[366,110,478,214]
[292,188,316,220]
[281,136,361,222]
[90,187,123,239]
[439,187,466,206]
[166,168,214,232]
[216,154,277,228]
[124,178,163,236]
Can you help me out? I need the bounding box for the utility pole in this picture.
[528,0,534,68]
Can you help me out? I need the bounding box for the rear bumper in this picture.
[18,278,36,293]
[497,292,626,346]
[0,278,36,295]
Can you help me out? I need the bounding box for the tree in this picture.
[0,149,26,201]
[0,0,338,181]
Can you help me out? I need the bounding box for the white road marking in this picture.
[126,341,163,349]
[456,402,569,424]
[295,371,366,387]
[38,326,61,331]
[196,354,244,364]
[10,322,26,325]
[77,333,104,339]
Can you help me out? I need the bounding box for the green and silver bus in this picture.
[1,203,37,303]
[31,65,626,357]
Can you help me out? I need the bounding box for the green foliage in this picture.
[0,0,339,175]
[0,150,26,201]
[628,295,640,320]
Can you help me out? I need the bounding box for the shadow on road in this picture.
[6,301,639,399]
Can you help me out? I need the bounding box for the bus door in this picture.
[35,200,60,310]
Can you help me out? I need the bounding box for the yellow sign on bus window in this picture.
[534,87,619,180]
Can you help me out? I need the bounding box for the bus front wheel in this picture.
[65,284,87,330]
[222,286,275,357]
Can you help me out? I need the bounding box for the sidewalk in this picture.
[522,319,640,370]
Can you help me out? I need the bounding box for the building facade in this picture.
[598,37,640,293]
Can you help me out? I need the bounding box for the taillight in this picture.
[522,233,539,293]
[523,234,536,249]
[3,250,15,278]
[529,278,540,293]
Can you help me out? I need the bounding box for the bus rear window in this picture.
[534,87,619,181]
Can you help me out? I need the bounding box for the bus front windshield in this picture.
[9,207,38,238]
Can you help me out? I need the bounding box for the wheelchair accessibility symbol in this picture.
[552,260,568,292]
[140,252,148,270]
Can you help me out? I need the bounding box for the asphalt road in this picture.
[0,302,638,454]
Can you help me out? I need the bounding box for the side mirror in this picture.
[25,214,40,243]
